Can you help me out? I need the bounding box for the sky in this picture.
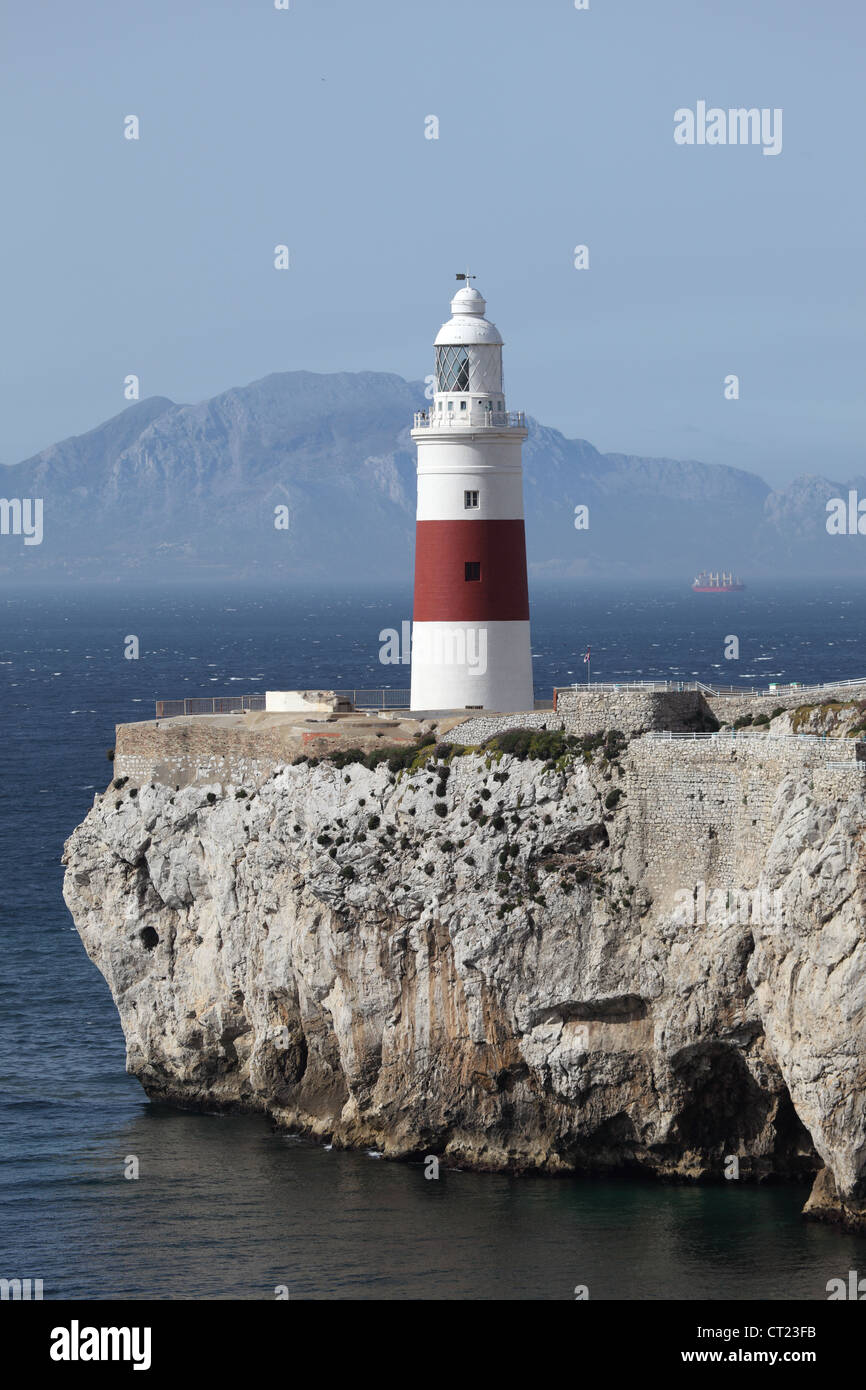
[2,0,865,486]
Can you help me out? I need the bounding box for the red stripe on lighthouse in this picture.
[413,519,530,622]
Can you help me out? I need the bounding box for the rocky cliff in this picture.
[62,732,866,1228]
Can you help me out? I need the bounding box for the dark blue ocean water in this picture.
[3,579,866,1300]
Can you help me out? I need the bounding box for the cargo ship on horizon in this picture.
[692,571,745,592]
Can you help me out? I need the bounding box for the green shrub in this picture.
[484,727,591,763]
[604,788,623,810]
[329,748,363,769]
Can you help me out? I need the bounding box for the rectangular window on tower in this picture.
[464,490,479,509]
[465,561,481,582]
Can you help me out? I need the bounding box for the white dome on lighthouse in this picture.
[450,286,486,316]
[434,283,504,346]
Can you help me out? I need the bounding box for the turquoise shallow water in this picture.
[2,579,866,1300]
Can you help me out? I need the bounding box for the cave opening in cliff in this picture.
[770,1092,820,1178]
[668,1044,820,1180]
[671,1042,773,1152]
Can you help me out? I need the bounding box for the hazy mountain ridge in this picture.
[2,371,862,581]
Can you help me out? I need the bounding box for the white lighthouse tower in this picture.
[409,277,534,712]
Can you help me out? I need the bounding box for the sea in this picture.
[3,577,866,1301]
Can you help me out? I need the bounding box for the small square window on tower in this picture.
[464,490,479,509]
[465,561,481,582]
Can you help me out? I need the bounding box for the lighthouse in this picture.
[409,277,534,712]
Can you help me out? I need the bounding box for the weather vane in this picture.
[455,269,476,284]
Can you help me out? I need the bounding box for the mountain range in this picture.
[2,370,864,582]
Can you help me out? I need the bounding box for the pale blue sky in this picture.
[3,0,864,484]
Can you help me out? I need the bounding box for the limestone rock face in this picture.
[62,742,866,1227]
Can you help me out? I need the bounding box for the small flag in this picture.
[583,646,591,663]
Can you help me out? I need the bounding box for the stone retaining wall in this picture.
[452,690,713,743]
[112,715,420,789]
[113,720,306,789]
[113,699,866,805]
[708,683,866,726]
[626,735,865,896]
[447,711,562,744]
[555,688,714,734]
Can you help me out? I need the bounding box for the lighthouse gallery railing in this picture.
[412,410,526,430]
